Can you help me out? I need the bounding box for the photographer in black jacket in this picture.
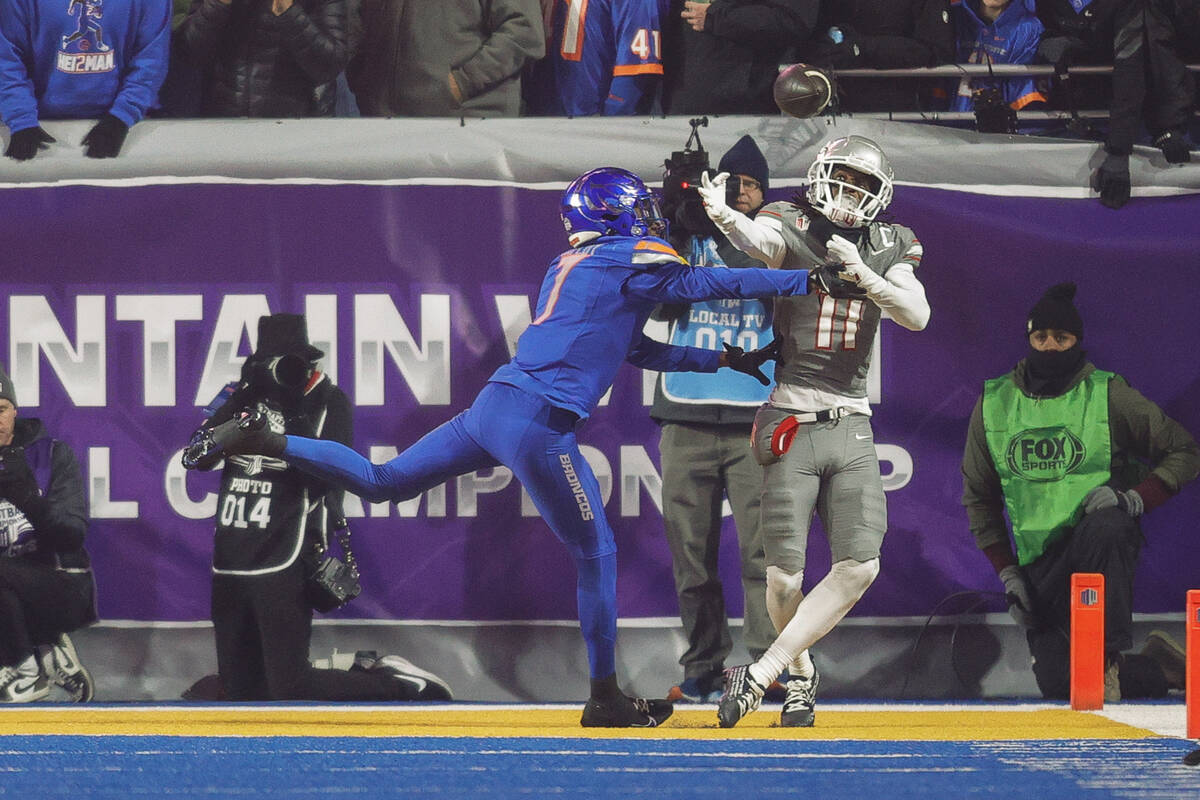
[185,313,449,701]
[0,365,96,703]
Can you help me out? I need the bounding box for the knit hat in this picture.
[253,313,324,361]
[718,135,769,193]
[0,364,15,407]
[1027,282,1083,341]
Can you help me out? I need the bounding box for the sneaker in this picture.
[44,634,94,703]
[780,667,819,728]
[369,655,453,700]
[580,694,673,728]
[717,665,764,729]
[1139,630,1186,691]
[666,676,722,704]
[0,665,50,703]
[1104,658,1121,703]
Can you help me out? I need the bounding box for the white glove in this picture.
[825,235,867,282]
[698,171,736,229]
[825,234,887,295]
[1082,485,1144,517]
[998,565,1037,629]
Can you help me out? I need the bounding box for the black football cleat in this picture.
[580,694,673,727]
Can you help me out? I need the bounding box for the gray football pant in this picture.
[659,422,775,680]
[752,407,887,572]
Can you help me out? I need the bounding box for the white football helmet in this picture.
[805,135,894,228]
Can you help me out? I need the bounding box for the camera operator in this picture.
[652,132,778,704]
[0,365,96,703]
[184,313,450,701]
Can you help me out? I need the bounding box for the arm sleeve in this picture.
[1108,378,1200,495]
[29,440,89,554]
[451,0,545,101]
[107,0,172,126]
[704,0,818,50]
[622,262,809,304]
[961,396,1012,553]
[713,209,790,268]
[275,0,351,85]
[0,0,40,133]
[282,436,399,505]
[626,334,720,373]
[854,262,931,331]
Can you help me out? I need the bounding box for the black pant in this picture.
[211,561,419,701]
[1022,507,1166,699]
[0,559,94,665]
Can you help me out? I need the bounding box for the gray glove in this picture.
[1082,485,1144,517]
[998,565,1036,629]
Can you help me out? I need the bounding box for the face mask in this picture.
[1025,346,1085,395]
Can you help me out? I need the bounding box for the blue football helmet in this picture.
[560,167,668,246]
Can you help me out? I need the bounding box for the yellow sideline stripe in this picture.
[0,707,1157,740]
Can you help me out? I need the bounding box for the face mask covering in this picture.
[1024,346,1085,396]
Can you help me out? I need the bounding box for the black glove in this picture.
[81,114,129,159]
[722,339,779,386]
[1091,152,1130,210]
[4,126,55,160]
[181,409,285,468]
[1036,36,1082,67]
[0,446,43,511]
[807,264,868,299]
[1154,131,1192,165]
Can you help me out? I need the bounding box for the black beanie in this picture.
[0,364,15,407]
[718,135,769,193]
[1027,282,1083,340]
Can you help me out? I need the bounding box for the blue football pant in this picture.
[282,381,620,679]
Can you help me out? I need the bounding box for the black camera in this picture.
[247,353,310,392]
[973,86,1017,134]
[662,117,721,239]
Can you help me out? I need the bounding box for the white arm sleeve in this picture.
[718,211,789,269]
[853,263,930,331]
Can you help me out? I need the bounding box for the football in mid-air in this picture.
[773,64,833,118]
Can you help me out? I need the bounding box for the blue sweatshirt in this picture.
[950,0,1045,111]
[489,234,811,419]
[0,0,170,132]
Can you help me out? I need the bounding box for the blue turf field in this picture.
[4,735,1199,798]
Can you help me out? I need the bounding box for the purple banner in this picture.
[2,182,1198,621]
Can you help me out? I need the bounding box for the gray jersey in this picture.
[759,202,921,397]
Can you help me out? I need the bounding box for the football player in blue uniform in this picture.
[190,167,839,727]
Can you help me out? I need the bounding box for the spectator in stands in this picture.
[183,314,452,702]
[524,0,667,116]
[346,0,544,117]
[0,364,97,703]
[0,0,170,160]
[662,0,818,115]
[962,283,1198,702]
[653,135,777,705]
[176,0,353,117]
[805,0,956,112]
[949,0,1046,117]
[1037,0,1195,209]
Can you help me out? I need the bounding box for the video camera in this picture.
[246,353,311,392]
[661,117,721,239]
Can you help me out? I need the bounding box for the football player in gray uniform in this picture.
[696,135,931,728]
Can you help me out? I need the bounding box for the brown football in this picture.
[773,64,833,119]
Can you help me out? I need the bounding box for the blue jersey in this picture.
[949,0,1045,111]
[0,0,169,132]
[489,234,811,419]
[525,0,666,115]
[660,235,774,407]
